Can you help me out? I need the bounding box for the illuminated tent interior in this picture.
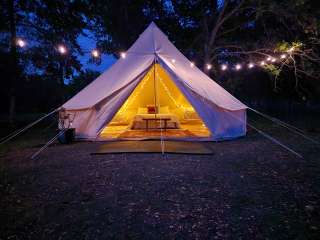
[99,64,211,140]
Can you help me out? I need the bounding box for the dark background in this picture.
[0,0,319,126]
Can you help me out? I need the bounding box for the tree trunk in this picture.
[202,43,210,74]
[9,94,15,120]
[60,65,65,103]
[8,0,18,122]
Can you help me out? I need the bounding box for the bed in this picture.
[130,106,181,130]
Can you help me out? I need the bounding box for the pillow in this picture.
[147,105,157,114]
[138,107,147,114]
[159,106,169,114]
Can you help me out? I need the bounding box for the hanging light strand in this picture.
[156,71,186,110]
[118,70,152,113]
[10,36,296,74]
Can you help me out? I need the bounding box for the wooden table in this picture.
[142,118,173,131]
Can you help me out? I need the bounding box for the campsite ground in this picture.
[0,119,320,239]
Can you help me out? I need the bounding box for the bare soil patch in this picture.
[0,128,319,239]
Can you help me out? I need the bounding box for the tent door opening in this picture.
[99,63,211,140]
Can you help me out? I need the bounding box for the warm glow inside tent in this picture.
[100,64,211,140]
[60,22,247,141]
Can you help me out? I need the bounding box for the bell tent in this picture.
[60,22,247,141]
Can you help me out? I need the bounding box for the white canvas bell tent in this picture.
[61,22,247,141]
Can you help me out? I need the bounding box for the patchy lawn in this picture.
[0,124,319,239]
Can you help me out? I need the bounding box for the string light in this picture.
[119,71,151,113]
[57,45,67,55]
[280,54,287,59]
[288,47,295,53]
[221,64,228,71]
[10,37,296,74]
[16,38,26,48]
[91,49,100,58]
[157,71,184,109]
[248,63,254,69]
[120,52,126,59]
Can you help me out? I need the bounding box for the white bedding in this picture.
[130,113,181,129]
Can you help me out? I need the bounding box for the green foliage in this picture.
[275,41,303,52]
[264,64,281,77]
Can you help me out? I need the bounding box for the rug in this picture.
[92,141,213,155]
[117,129,196,139]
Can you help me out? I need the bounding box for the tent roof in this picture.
[63,22,247,111]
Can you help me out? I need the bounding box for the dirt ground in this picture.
[0,127,320,239]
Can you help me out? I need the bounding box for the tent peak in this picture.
[127,22,169,55]
[149,21,157,27]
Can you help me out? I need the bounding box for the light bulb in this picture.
[288,47,295,53]
[120,52,126,58]
[280,54,287,59]
[58,45,67,54]
[221,64,227,71]
[235,64,242,70]
[91,49,100,58]
[16,38,26,48]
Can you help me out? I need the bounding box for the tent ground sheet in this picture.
[92,141,214,155]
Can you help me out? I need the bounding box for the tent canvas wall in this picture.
[61,22,247,141]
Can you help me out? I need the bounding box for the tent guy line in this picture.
[0,104,308,159]
[248,108,319,145]
[30,128,67,159]
[247,121,303,159]
[0,107,60,145]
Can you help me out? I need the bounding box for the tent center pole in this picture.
[153,57,157,119]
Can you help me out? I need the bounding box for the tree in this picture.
[0,0,90,120]
[89,0,319,102]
